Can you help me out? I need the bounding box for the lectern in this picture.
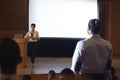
[13,38,27,68]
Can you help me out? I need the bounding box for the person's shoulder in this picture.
[35,30,39,33]
[101,38,112,49]
[76,39,86,48]
[77,39,85,44]
[81,37,92,45]
[101,38,111,45]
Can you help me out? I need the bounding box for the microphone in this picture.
[31,32,34,39]
[31,33,33,36]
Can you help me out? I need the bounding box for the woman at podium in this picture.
[24,23,39,68]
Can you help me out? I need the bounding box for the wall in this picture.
[96,0,120,56]
[0,0,120,56]
[0,0,28,37]
[98,0,109,39]
[109,1,120,56]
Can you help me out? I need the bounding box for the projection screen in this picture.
[29,0,98,38]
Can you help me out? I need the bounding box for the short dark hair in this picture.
[88,19,101,34]
[111,67,116,75]
[0,38,21,65]
[23,75,31,80]
[31,23,36,27]
[48,70,56,77]
[60,68,75,77]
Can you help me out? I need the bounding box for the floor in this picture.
[17,57,120,77]
[17,57,71,75]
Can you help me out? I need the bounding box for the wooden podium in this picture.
[13,38,27,68]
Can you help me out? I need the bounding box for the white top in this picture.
[24,30,39,42]
[71,34,112,74]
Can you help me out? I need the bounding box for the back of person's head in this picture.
[23,75,31,80]
[0,38,22,70]
[59,68,76,80]
[111,67,116,75]
[111,67,119,80]
[88,19,101,34]
[48,70,56,80]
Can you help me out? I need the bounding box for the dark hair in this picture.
[48,70,56,77]
[0,38,22,65]
[88,19,101,34]
[31,23,36,27]
[23,75,31,80]
[111,67,116,75]
[60,68,75,77]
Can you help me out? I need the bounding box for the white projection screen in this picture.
[29,0,98,38]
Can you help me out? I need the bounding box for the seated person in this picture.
[0,38,22,80]
[111,67,119,80]
[48,70,56,80]
[59,68,76,80]
[23,75,31,80]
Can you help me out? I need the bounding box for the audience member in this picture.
[23,75,31,80]
[59,68,76,80]
[71,19,113,80]
[0,38,22,80]
[111,67,119,80]
[48,70,56,80]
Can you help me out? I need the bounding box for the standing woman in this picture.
[24,23,39,68]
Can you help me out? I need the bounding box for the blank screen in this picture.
[29,0,98,38]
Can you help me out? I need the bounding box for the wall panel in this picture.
[109,1,120,56]
[0,0,28,37]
